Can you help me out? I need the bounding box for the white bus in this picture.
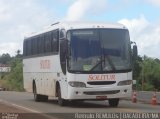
[23,22,137,107]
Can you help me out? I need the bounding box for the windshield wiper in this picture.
[89,55,116,71]
[105,55,116,71]
[89,58,104,71]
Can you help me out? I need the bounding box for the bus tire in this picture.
[41,95,48,102]
[57,86,66,106]
[33,83,41,102]
[108,98,119,107]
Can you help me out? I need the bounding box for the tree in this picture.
[2,58,24,91]
[140,56,160,91]
[133,55,143,80]
[133,55,160,91]
[0,51,23,91]
[15,50,23,58]
[0,53,12,64]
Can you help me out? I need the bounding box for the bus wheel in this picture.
[41,95,48,102]
[108,98,119,107]
[57,86,66,106]
[33,83,41,102]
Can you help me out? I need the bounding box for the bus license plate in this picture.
[96,96,107,99]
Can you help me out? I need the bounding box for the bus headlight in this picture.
[117,80,132,86]
[68,81,86,88]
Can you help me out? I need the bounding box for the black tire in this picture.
[33,83,42,102]
[41,95,48,102]
[108,98,119,107]
[57,86,66,106]
[69,100,83,106]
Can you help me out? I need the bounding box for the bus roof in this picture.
[25,21,127,38]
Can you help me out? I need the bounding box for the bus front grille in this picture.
[83,90,120,95]
[87,81,116,85]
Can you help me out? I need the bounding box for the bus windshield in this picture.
[67,29,132,73]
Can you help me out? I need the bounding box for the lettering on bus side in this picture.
[88,74,116,80]
[40,60,51,69]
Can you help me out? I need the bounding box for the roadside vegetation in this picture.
[133,55,160,91]
[0,50,160,92]
[0,50,24,91]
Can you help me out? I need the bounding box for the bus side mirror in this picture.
[133,45,138,61]
[60,29,66,39]
[131,41,138,62]
[60,39,68,75]
[60,39,68,55]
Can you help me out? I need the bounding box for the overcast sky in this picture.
[0,0,160,58]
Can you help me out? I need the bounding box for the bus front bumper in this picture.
[66,85,132,100]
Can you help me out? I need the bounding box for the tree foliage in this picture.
[134,55,160,91]
[0,53,12,64]
[0,51,24,91]
[3,58,23,91]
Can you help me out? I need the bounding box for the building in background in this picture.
[0,64,11,73]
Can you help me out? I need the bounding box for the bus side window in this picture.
[27,39,32,56]
[31,38,33,55]
[23,40,27,56]
[40,35,45,54]
[44,32,52,53]
[31,37,37,55]
[51,30,59,53]
[56,30,59,52]
[37,36,41,54]
[35,37,38,55]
